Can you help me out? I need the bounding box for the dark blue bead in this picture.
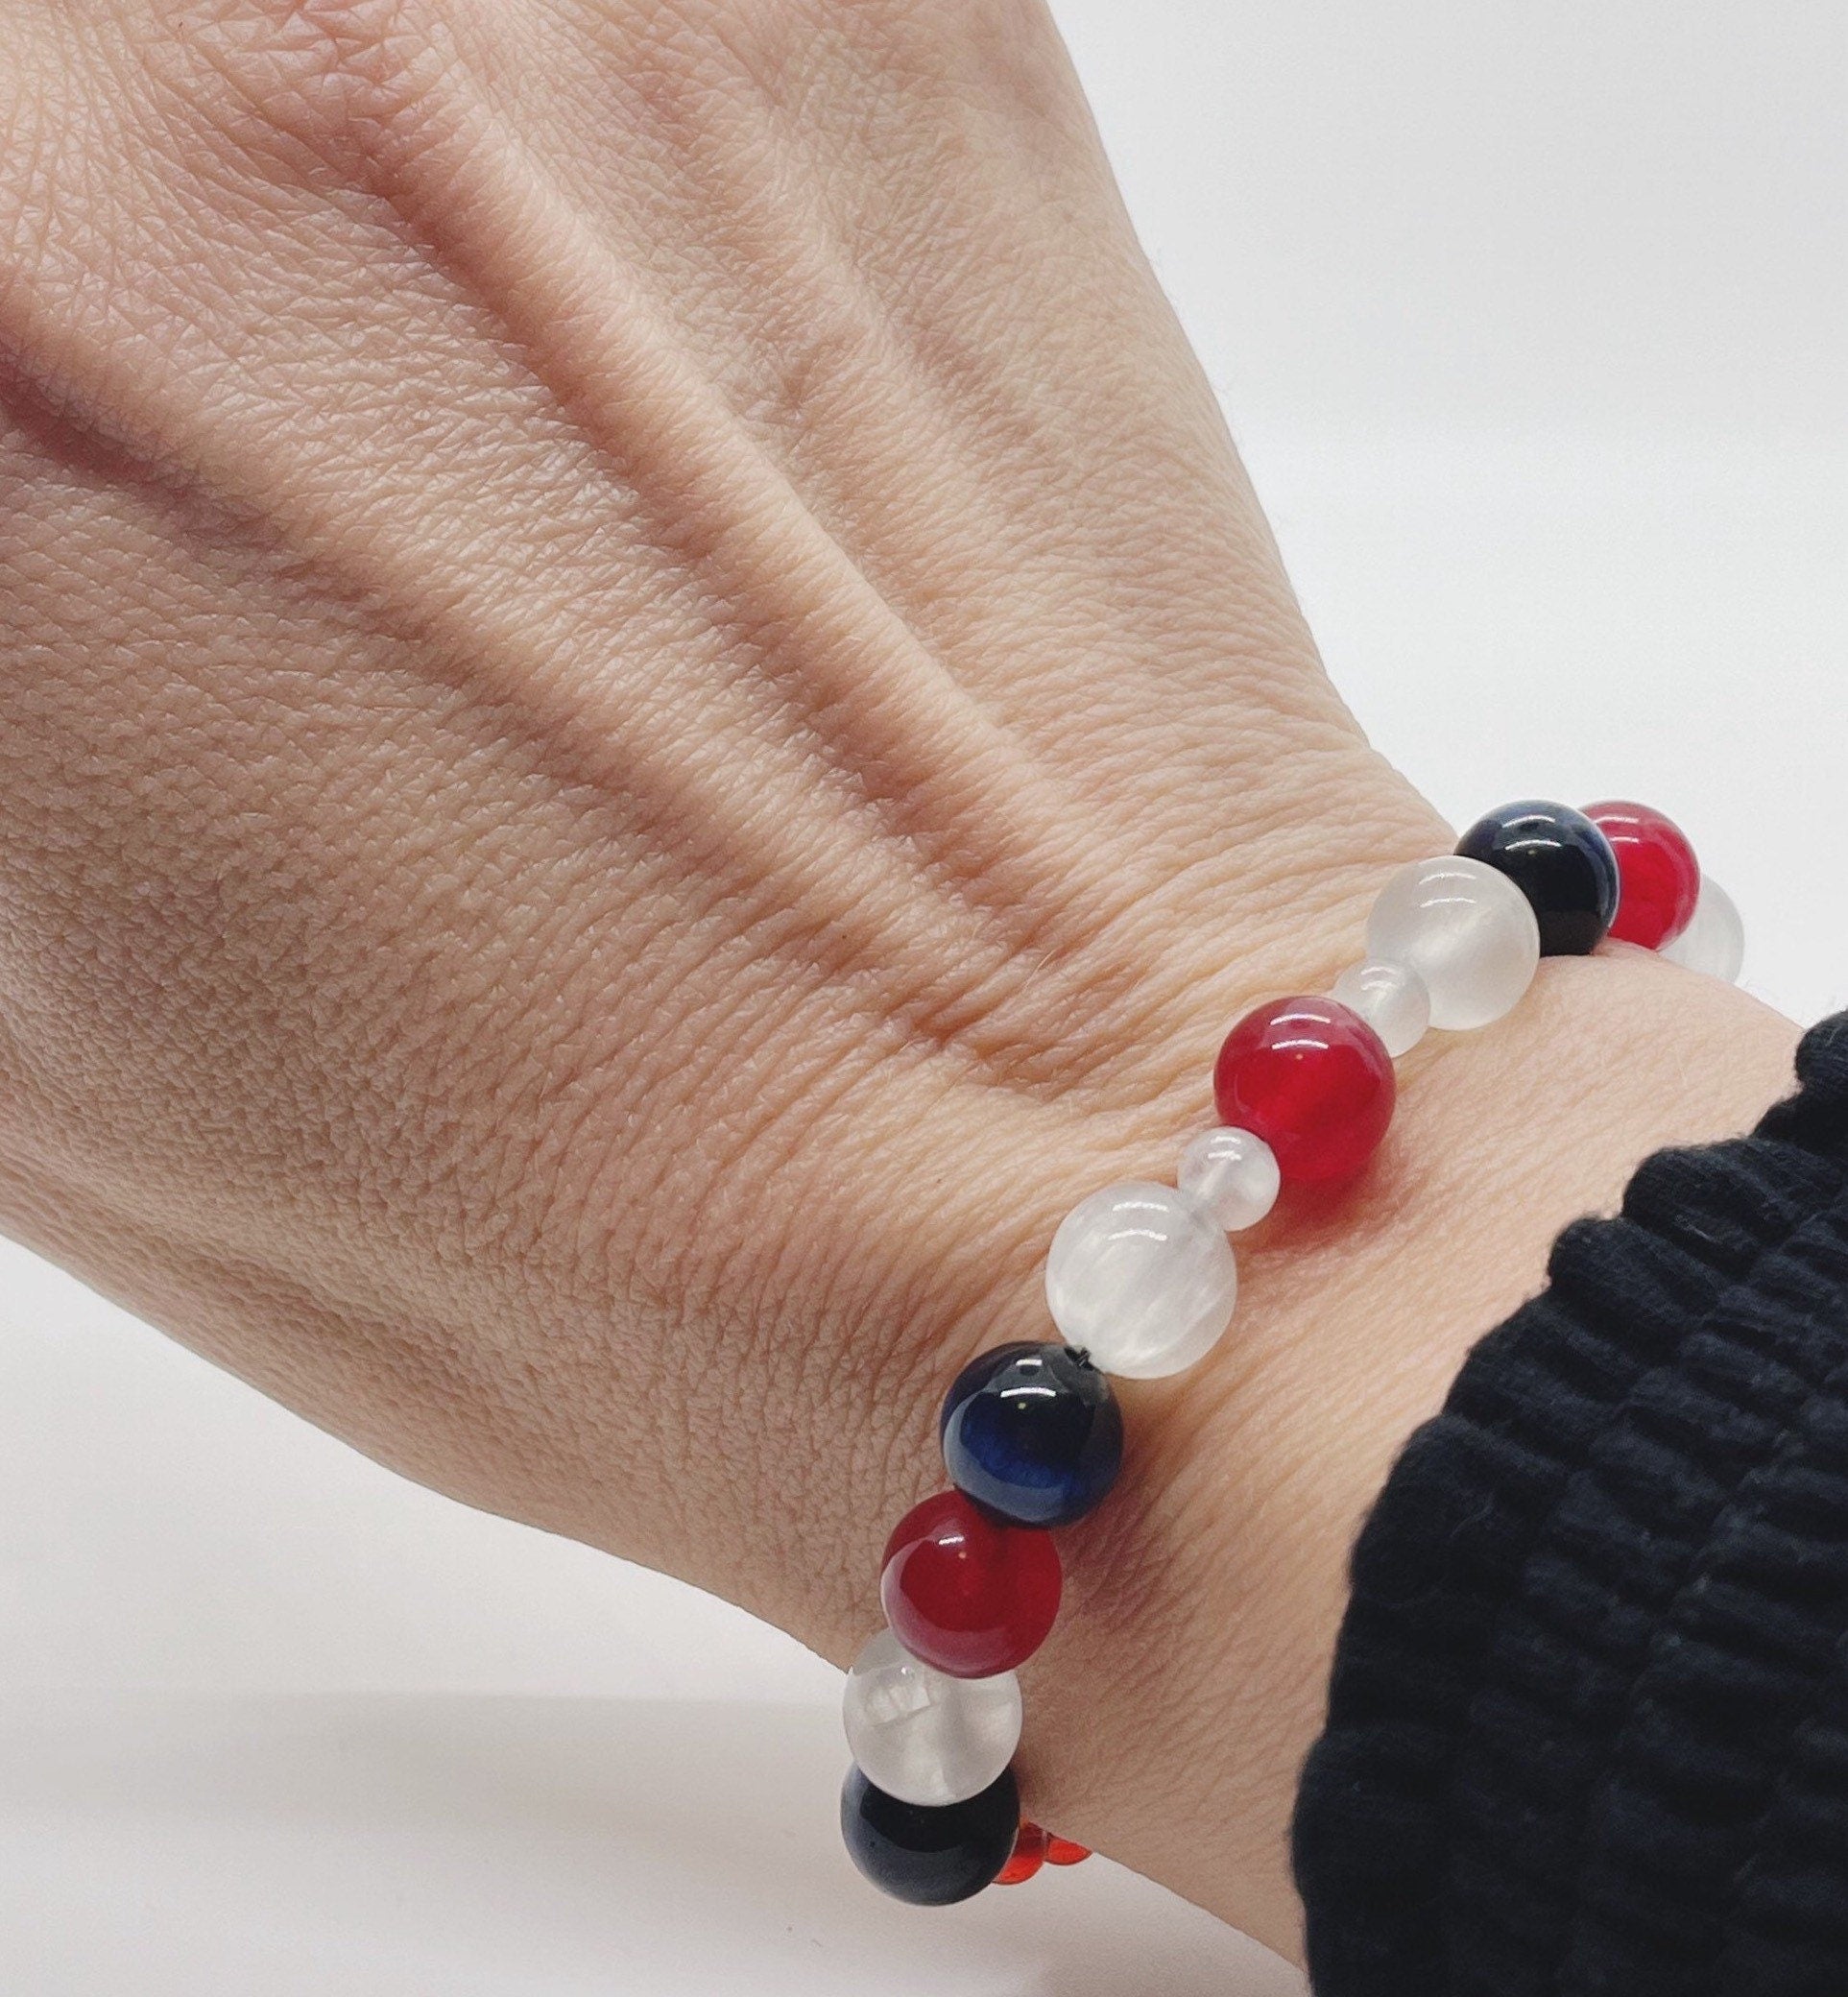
[841,1765,1020,1905]
[940,1341,1123,1529]
[1456,800,1621,956]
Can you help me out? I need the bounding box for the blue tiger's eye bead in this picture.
[940,1341,1123,1529]
[1455,800,1621,957]
[841,1764,1020,1905]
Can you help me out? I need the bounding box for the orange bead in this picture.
[993,1820,1048,1887]
[1044,1835,1092,1866]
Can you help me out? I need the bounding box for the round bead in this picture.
[1044,1834,1092,1866]
[1660,877,1744,983]
[841,1764,1020,1906]
[880,1491,1063,1678]
[1454,800,1621,956]
[1329,959,1432,1058]
[1043,1183,1238,1380]
[843,1629,1022,1809]
[994,1821,1048,1888]
[1212,997,1397,1184]
[940,1342,1123,1528]
[1177,1126,1282,1232]
[1584,800,1701,950]
[1364,856,1541,1030]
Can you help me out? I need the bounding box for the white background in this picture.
[3,3,1844,1990]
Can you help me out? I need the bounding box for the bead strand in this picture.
[840,798,1740,1905]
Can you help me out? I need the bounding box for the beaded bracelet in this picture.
[839,799,1743,1906]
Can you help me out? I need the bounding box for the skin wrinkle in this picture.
[15,48,1175,1097]
[359,132,1171,1031]
[177,2,1310,918]
[160,3,1080,786]
[12,7,1373,1111]
[388,0,1317,801]
[3,363,1111,1126]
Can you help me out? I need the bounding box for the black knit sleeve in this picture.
[1293,1009,1848,1997]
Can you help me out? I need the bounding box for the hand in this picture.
[0,0,1795,1955]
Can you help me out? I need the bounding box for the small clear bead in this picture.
[1331,959,1432,1058]
[843,1629,1021,1810]
[1044,1182,1237,1380]
[1178,1127,1281,1231]
[1366,855,1541,1031]
[1661,878,1745,983]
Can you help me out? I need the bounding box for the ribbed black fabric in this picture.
[1294,1010,1848,1997]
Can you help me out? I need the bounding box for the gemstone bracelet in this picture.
[839,799,1743,1905]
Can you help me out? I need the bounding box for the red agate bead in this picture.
[880,1491,1062,1679]
[1044,1834,1092,1866]
[1583,800,1701,950]
[995,1821,1048,1886]
[1212,995,1396,1186]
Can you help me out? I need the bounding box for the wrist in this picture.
[1011,947,1796,1960]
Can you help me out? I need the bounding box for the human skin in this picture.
[0,0,1797,1961]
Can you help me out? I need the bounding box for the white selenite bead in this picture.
[1177,1127,1281,1232]
[1365,855,1541,1031]
[1044,1182,1237,1380]
[1331,958,1432,1058]
[843,1629,1022,1808]
[1661,878,1745,983]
